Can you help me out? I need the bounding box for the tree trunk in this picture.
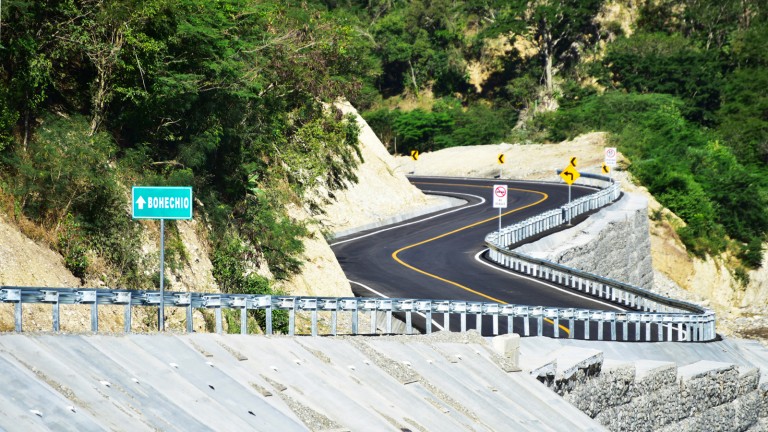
[408,59,419,96]
[543,29,554,98]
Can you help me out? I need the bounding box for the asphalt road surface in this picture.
[330,176,640,339]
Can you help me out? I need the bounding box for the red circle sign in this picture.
[495,186,507,197]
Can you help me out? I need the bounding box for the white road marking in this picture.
[473,249,626,311]
[329,191,484,246]
[347,280,445,331]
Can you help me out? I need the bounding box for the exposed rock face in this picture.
[315,101,449,238]
[0,216,82,288]
[280,102,453,298]
[514,193,654,291]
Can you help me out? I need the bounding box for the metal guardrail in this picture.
[484,173,716,341]
[0,173,716,341]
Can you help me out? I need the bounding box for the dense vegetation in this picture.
[344,0,768,274]
[1,0,767,319]
[0,0,374,311]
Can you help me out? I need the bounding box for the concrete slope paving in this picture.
[0,332,604,431]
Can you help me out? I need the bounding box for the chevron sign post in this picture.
[560,164,580,223]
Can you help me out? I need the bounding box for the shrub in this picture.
[543,92,766,260]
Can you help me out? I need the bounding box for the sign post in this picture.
[493,184,508,234]
[559,165,580,223]
[410,149,419,174]
[132,186,193,331]
[604,147,617,180]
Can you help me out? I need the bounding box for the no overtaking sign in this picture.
[493,184,508,208]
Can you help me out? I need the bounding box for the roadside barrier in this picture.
[0,174,716,341]
[484,173,715,341]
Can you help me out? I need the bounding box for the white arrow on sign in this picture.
[136,196,146,210]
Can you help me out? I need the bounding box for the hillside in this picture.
[1,103,766,340]
[387,134,768,340]
[1,0,767,339]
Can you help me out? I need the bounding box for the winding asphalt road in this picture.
[330,176,629,337]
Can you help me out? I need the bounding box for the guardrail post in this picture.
[416,301,433,335]
[521,309,530,336]
[487,304,499,335]
[319,298,338,336]
[369,303,377,335]
[202,294,222,334]
[437,301,450,330]
[16,296,22,332]
[452,301,466,332]
[352,300,359,335]
[383,301,393,334]
[40,290,60,332]
[92,302,99,333]
[76,290,98,333]
[266,299,274,335]
[633,315,640,341]
[111,292,132,334]
[534,307,543,337]
[697,318,704,341]
[644,315,652,341]
[470,303,483,332]
[400,300,413,335]
[596,313,604,341]
[2,289,22,332]
[241,306,248,335]
[215,308,222,334]
[187,303,193,333]
[622,318,628,341]
[312,301,319,336]
[331,301,338,336]
[170,293,192,334]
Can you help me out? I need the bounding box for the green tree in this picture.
[717,21,768,165]
[601,33,723,125]
[392,108,453,152]
[370,0,469,96]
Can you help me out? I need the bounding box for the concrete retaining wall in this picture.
[515,193,654,291]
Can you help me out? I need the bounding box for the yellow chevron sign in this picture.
[410,150,419,161]
[560,165,580,185]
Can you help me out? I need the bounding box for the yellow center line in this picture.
[394,182,570,334]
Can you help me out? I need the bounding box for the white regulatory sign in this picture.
[493,184,508,208]
[605,147,617,167]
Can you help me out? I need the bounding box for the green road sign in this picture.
[132,186,193,220]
